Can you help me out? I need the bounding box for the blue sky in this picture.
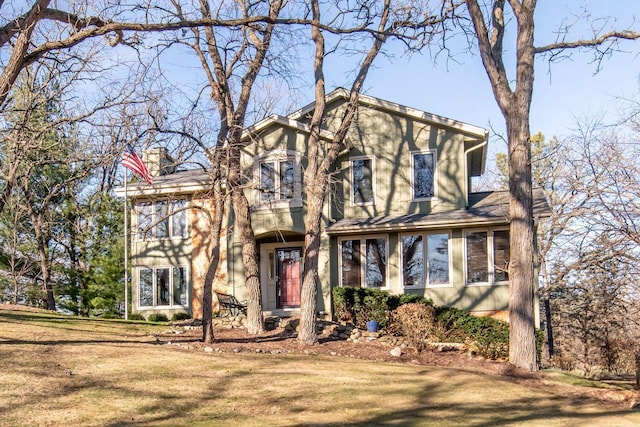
[317,1,640,158]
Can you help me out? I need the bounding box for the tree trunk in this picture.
[228,137,264,335]
[202,173,225,344]
[299,183,325,345]
[507,109,537,372]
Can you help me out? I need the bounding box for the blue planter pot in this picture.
[366,320,379,332]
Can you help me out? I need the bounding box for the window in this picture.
[138,266,188,308]
[136,199,188,240]
[255,151,300,207]
[412,151,435,199]
[340,236,387,288]
[401,232,450,288]
[465,229,510,285]
[351,157,374,205]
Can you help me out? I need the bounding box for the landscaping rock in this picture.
[390,346,403,357]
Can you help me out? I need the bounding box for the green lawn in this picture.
[0,308,638,426]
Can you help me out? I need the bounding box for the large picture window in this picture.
[340,236,387,288]
[401,232,450,288]
[412,151,435,200]
[351,157,374,205]
[136,199,188,241]
[465,229,510,285]
[138,266,188,308]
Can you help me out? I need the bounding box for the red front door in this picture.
[277,248,301,308]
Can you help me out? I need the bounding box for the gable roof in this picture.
[325,188,551,235]
[288,88,488,142]
[240,114,336,142]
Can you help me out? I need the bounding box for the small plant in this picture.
[147,313,169,323]
[390,303,436,352]
[128,313,146,321]
[171,312,191,321]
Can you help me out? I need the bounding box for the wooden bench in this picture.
[215,292,247,317]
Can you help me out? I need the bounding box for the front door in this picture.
[276,248,301,308]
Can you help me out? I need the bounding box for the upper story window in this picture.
[136,199,188,241]
[412,151,436,200]
[351,157,374,205]
[255,151,301,208]
[401,232,451,288]
[465,228,510,285]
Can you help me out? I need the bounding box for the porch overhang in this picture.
[326,189,551,235]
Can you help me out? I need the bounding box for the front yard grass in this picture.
[0,308,638,426]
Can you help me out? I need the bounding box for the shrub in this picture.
[332,288,434,330]
[390,303,436,352]
[128,313,146,321]
[398,294,433,307]
[147,313,169,323]
[171,312,191,321]
[434,306,509,360]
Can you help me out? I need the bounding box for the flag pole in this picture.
[124,168,129,320]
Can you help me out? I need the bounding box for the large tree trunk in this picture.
[507,112,537,371]
[299,183,325,345]
[228,137,264,335]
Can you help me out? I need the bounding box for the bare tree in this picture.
[298,0,452,345]
[462,0,640,372]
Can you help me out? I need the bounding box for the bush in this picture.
[332,288,434,330]
[434,306,509,360]
[128,313,146,321]
[390,303,436,352]
[171,312,191,321]
[147,313,169,323]
[398,294,433,307]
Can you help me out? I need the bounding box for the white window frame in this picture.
[463,227,510,286]
[338,235,389,289]
[135,199,188,241]
[138,265,189,309]
[400,231,452,289]
[350,155,376,206]
[254,150,302,209]
[411,150,437,201]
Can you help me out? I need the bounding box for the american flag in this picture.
[122,144,153,184]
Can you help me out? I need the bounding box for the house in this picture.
[119,89,550,322]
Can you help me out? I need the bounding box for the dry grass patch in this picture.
[1,307,639,426]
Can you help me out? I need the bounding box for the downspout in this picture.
[463,135,488,208]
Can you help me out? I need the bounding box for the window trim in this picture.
[463,227,510,286]
[410,149,437,201]
[135,198,188,241]
[137,265,190,309]
[400,231,452,289]
[338,234,389,289]
[350,155,376,206]
[254,150,302,209]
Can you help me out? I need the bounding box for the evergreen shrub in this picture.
[147,313,169,323]
[171,312,191,321]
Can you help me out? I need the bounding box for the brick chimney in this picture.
[143,147,176,177]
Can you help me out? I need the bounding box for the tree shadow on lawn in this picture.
[292,378,638,427]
